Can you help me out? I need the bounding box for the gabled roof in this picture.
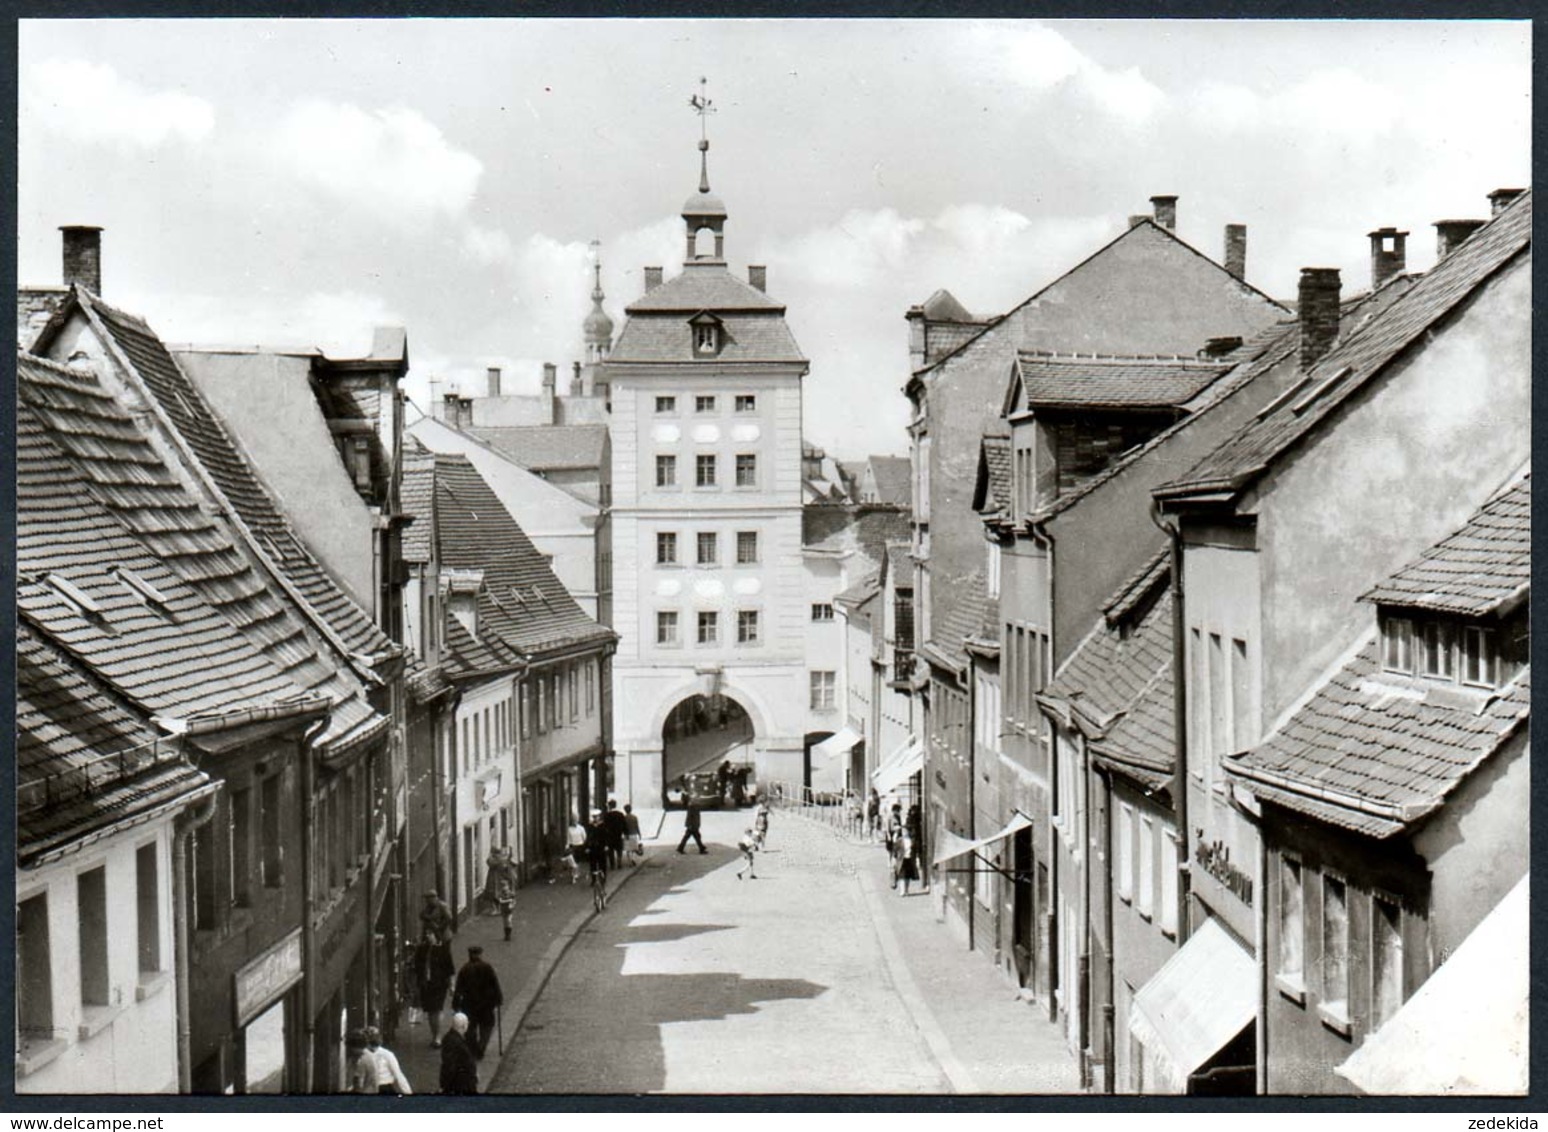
[973,434,1013,518]
[401,450,437,565]
[833,569,881,615]
[465,424,608,472]
[1014,352,1231,411]
[1227,636,1529,839]
[625,264,786,313]
[917,289,978,323]
[1361,469,1530,617]
[921,570,992,673]
[1157,189,1532,502]
[865,455,912,507]
[18,620,212,865]
[432,454,616,660]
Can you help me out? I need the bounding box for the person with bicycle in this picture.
[584,809,611,910]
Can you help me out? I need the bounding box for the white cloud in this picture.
[271,99,483,222]
[144,288,401,357]
[461,224,515,265]
[960,22,1166,124]
[23,57,214,147]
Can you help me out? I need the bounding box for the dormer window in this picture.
[1381,610,1519,689]
[1381,616,1414,672]
[1460,626,1498,687]
[1418,620,1455,679]
[689,312,723,357]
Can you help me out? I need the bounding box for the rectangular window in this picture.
[547,673,559,729]
[1138,815,1155,919]
[694,325,718,354]
[191,818,217,930]
[1230,637,1252,753]
[735,454,757,487]
[735,394,756,413]
[1208,633,1228,771]
[585,663,596,713]
[1279,856,1304,988]
[810,670,836,710]
[1372,894,1404,1029]
[137,842,161,973]
[1322,874,1350,1020]
[657,610,679,646]
[697,532,718,565]
[1117,803,1134,903]
[737,609,760,644]
[1159,830,1179,936]
[230,787,252,908]
[987,541,1001,599]
[520,682,532,738]
[18,892,52,1039]
[655,395,676,414]
[656,454,677,487]
[811,603,834,622]
[536,682,547,735]
[1461,625,1498,687]
[736,530,759,564]
[1419,620,1455,679]
[696,394,716,413]
[261,773,282,887]
[697,611,719,645]
[1383,616,1414,673]
[1189,628,1205,781]
[78,866,109,1006]
[696,454,717,487]
[656,531,678,565]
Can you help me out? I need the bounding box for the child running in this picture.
[736,827,758,880]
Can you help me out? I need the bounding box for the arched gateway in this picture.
[661,693,754,806]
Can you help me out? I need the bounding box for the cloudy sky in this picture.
[18,18,1530,458]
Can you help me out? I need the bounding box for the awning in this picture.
[1336,876,1528,1096]
[1129,917,1255,1094]
[932,811,1033,866]
[871,738,923,796]
[813,727,862,761]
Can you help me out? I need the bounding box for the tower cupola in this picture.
[684,78,727,264]
[583,239,614,364]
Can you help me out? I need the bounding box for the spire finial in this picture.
[588,238,604,303]
[689,76,715,192]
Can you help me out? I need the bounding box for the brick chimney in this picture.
[485,366,502,398]
[1368,228,1408,290]
[570,361,584,396]
[1298,268,1342,370]
[61,226,103,294]
[444,392,473,431]
[541,362,557,424]
[1488,188,1526,216]
[1223,224,1247,280]
[748,265,767,292]
[1434,219,1486,260]
[643,266,663,293]
[1150,195,1177,231]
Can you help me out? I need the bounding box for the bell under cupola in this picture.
[683,78,727,265]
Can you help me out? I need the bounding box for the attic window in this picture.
[695,323,720,355]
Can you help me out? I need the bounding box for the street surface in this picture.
[488,808,1080,1094]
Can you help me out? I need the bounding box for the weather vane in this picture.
[688,76,715,142]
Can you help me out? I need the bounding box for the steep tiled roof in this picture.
[625,265,787,313]
[924,571,991,672]
[610,312,805,365]
[465,424,608,472]
[17,352,380,749]
[918,289,977,322]
[72,292,397,662]
[866,456,912,507]
[1015,353,1230,410]
[400,450,437,565]
[976,435,1012,517]
[18,620,212,863]
[1228,636,1530,839]
[434,455,616,659]
[1157,190,1531,501]
[833,570,881,615]
[1361,470,1529,616]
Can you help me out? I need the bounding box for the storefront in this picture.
[231,929,304,1094]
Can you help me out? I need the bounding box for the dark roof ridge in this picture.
[1017,349,1232,367]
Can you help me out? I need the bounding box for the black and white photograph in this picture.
[11,16,1533,1103]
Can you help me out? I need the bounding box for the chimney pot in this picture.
[748,265,767,292]
[643,266,663,293]
[1298,267,1342,370]
[1434,219,1487,260]
[1488,188,1526,216]
[485,366,502,399]
[1150,195,1178,231]
[60,225,104,295]
[542,362,557,389]
[1367,227,1408,291]
[1223,224,1247,281]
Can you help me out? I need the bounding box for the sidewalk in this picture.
[391,827,659,1095]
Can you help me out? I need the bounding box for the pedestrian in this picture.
[420,888,454,945]
[346,1029,379,1094]
[414,930,456,1047]
[716,759,731,804]
[753,799,770,849]
[565,813,587,882]
[885,803,903,854]
[676,798,708,854]
[451,945,503,1059]
[485,846,518,941]
[365,1026,412,1095]
[736,827,758,880]
[623,803,644,864]
[603,798,629,870]
[439,1013,480,1095]
[844,790,860,833]
[866,789,881,840]
[895,832,919,897]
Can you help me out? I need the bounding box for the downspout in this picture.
[1077,731,1092,1091]
[171,783,219,1092]
[1034,522,1058,1021]
[1150,500,1191,946]
[299,715,328,1092]
[1100,766,1116,1094]
[1257,823,1270,1094]
[364,745,376,1028]
[966,656,975,955]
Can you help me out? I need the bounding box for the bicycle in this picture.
[590,866,608,912]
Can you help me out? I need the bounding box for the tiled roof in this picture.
[866,456,912,507]
[833,570,881,614]
[434,455,616,659]
[400,450,437,565]
[1228,636,1530,839]
[610,312,806,365]
[73,292,397,662]
[1361,471,1529,616]
[17,620,212,863]
[17,351,380,749]
[917,289,977,322]
[465,424,608,472]
[977,435,1012,517]
[1015,353,1230,410]
[625,265,787,313]
[1157,190,1531,501]
[924,571,991,672]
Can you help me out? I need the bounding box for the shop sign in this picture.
[1193,831,1254,907]
[233,928,303,1027]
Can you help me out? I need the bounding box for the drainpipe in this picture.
[1100,766,1116,1094]
[1078,731,1092,1090]
[1034,523,1058,1021]
[171,785,219,1092]
[1256,825,1270,1094]
[299,716,328,1092]
[1150,500,1191,946]
[967,658,976,955]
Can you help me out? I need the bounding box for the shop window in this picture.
[137,842,162,973]
[78,866,109,1006]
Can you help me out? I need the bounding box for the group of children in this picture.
[736,799,771,879]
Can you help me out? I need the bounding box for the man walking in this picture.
[603,799,629,870]
[439,1013,479,1095]
[623,803,644,864]
[676,798,708,854]
[365,1026,412,1095]
[451,945,503,1059]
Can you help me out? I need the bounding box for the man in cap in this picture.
[451,945,503,1059]
[420,888,453,944]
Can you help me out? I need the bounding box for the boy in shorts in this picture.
[736,828,758,880]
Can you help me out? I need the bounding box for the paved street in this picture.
[486,809,1080,1095]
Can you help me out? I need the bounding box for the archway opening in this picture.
[661,693,754,807]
